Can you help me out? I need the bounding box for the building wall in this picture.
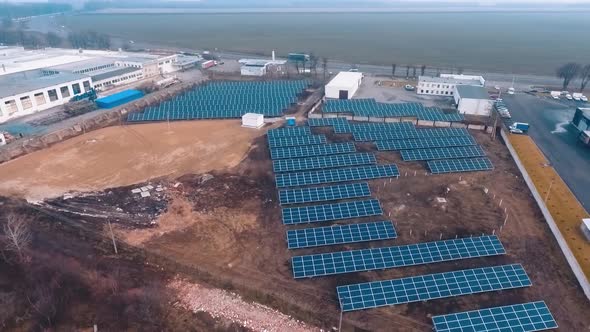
[457,98,493,116]
[325,74,362,99]
[573,109,590,132]
[93,71,143,91]
[0,77,92,123]
[241,66,266,77]
[417,80,457,96]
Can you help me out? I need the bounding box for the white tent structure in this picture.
[242,113,264,129]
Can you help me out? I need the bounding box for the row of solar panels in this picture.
[322,99,464,122]
[127,80,309,121]
[273,126,557,331]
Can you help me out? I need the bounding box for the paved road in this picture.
[502,94,590,210]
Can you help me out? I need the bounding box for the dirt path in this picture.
[170,278,318,332]
[0,120,263,201]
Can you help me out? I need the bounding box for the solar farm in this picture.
[255,117,573,331]
[126,80,309,121]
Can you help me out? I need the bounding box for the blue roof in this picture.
[96,89,143,104]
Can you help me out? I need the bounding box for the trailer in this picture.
[201,60,216,69]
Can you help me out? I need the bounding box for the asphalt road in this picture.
[502,94,590,210]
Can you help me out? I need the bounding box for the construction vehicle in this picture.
[69,88,97,102]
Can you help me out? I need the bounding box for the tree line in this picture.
[0,3,71,19]
[557,63,590,92]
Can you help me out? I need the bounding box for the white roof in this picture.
[583,218,590,230]
[242,113,263,119]
[326,72,363,88]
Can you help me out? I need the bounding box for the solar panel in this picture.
[267,126,311,138]
[282,199,382,225]
[334,121,416,134]
[354,128,470,142]
[292,235,505,278]
[270,142,356,160]
[428,157,494,174]
[273,153,376,173]
[401,145,486,161]
[337,264,532,312]
[308,117,349,127]
[275,164,399,188]
[376,136,477,151]
[268,135,327,148]
[287,221,397,249]
[432,301,558,332]
[279,182,371,205]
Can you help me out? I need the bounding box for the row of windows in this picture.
[1,80,91,116]
[420,89,454,95]
[73,64,115,74]
[94,73,141,88]
[419,83,455,89]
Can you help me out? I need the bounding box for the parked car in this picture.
[582,95,589,102]
[566,94,573,100]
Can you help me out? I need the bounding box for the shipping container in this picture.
[95,89,144,109]
[201,60,216,69]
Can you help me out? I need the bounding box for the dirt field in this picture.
[103,127,590,331]
[0,120,263,201]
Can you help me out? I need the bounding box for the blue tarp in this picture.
[96,89,144,109]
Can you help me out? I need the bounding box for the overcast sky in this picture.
[4,0,590,4]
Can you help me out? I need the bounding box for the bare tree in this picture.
[322,57,328,81]
[1,213,32,262]
[309,53,319,77]
[406,66,410,78]
[391,64,396,78]
[412,66,417,78]
[557,63,581,90]
[579,64,590,92]
[420,65,426,76]
[458,67,464,75]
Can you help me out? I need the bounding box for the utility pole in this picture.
[108,221,118,255]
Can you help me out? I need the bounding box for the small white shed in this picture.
[325,72,363,99]
[242,113,264,129]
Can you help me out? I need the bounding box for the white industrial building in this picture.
[241,113,264,129]
[0,47,201,123]
[0,70,93,122]
[417,74,485,96]
[453,85,492,116]
[239,59,288,77]
[325,72,363,99]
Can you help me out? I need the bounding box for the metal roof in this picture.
[0,70,89,99]
[239,58,287,67]
[326,72,363,88]
[455,85,489,100]
[91,67,141,82]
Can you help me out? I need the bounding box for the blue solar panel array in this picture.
[337,264,532,312]
[401,145,486,161]
[376,136,477,151]
[432,301,558,332]
[282,199,383,225]
[267,126,311,138]
[273,153,376,173]
[354,128,470,142]
[334,121,415,134]
[428,157,494,174]
[127,80,309,121]
[268,135,327,148]
[287,221,397,249]
[279,182,371,205]
[307,117,349,127]
[292,235,505,278]
[270,142,356,160]
[275,164,399,188]
[323,99,464,122]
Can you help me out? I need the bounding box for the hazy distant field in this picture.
[62,12,590,75]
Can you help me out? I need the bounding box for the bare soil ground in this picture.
[0,120,263,201]
[106,128,590,331]
[5,118,590,331]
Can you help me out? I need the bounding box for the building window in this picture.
[4,100,18,115]
[34,92,46,105]
[72,83,81,95]
[83,81,91,91]
[20,96,33,110]
[48,89,58,102]
[420,90,424,93]
[60,86,70,98]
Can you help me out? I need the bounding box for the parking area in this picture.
[501,93,590,210]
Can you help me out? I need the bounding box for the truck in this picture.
[509,122,530,134]
[201,60,216,69]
